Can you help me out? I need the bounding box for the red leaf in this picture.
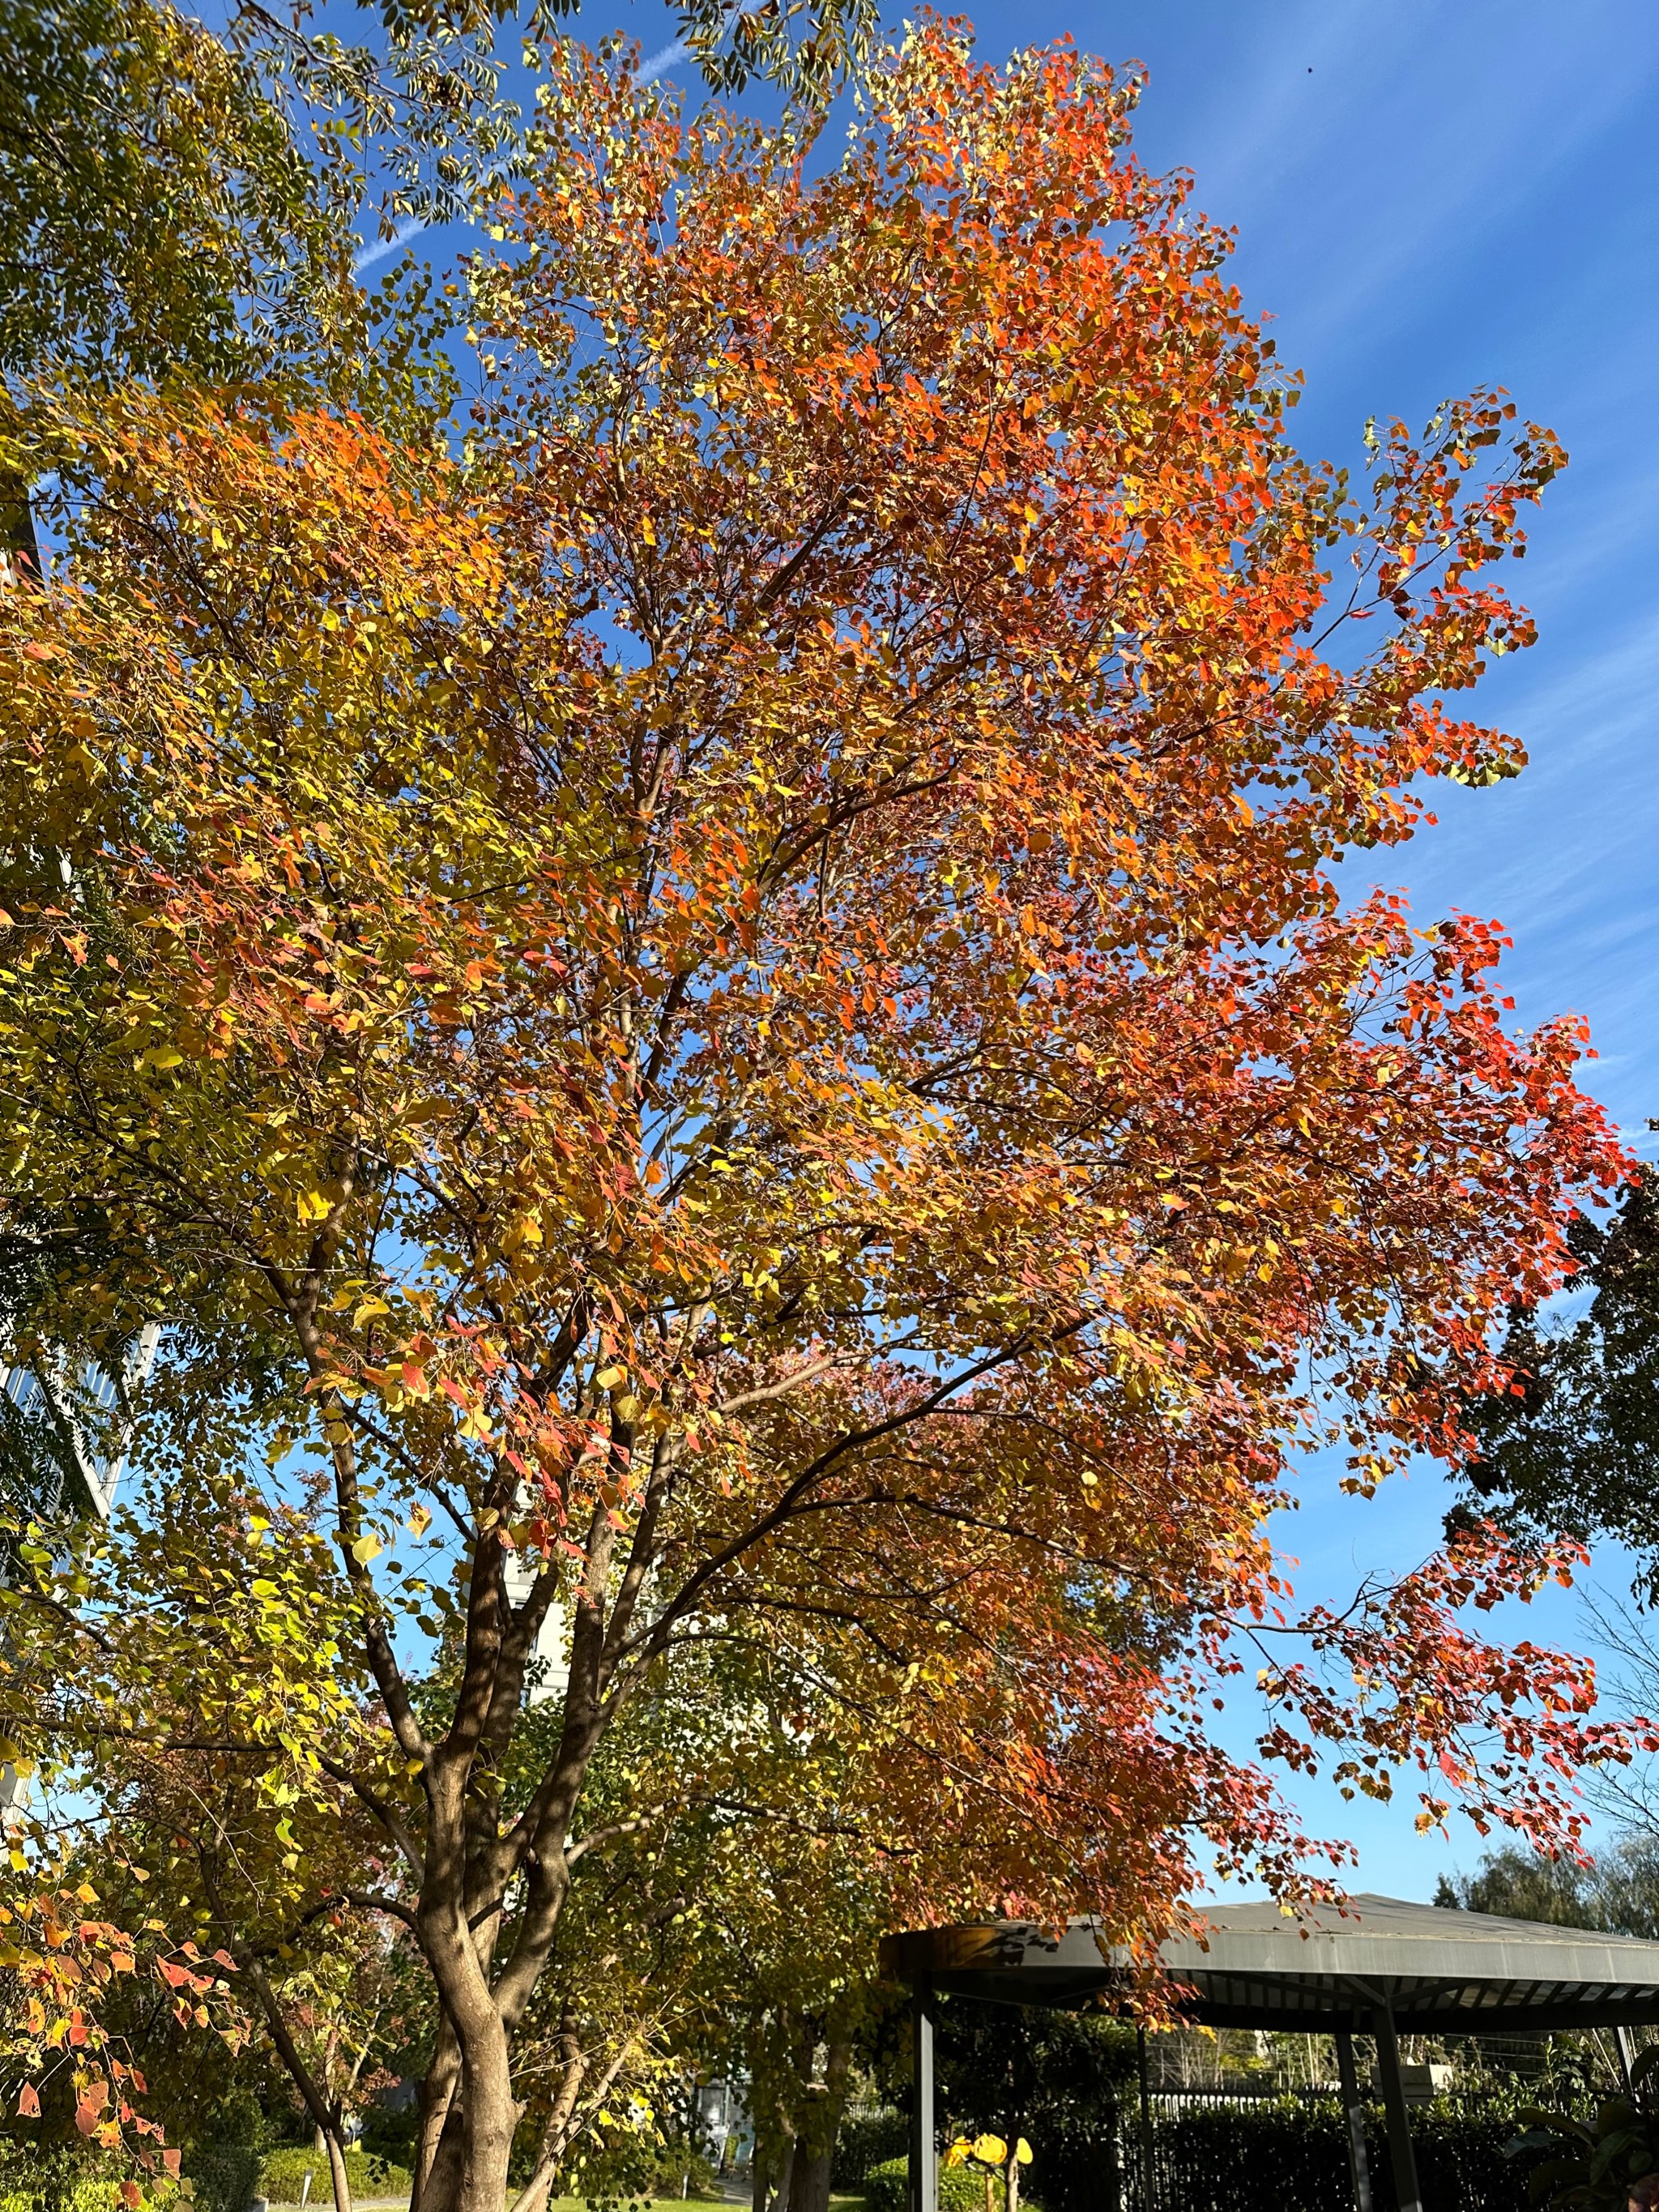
[17,2083,40,2119]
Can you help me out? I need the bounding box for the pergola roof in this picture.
[878,1891,1659,2033]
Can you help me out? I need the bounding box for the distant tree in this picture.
[1456,1165,1659,1598]
[1435,1846,1600,1928]
[1436,1835,1659,1941]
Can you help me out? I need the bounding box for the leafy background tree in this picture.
[1437,1838,1659,1941]
[1457,1164,1659,1595]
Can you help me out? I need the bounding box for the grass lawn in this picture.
[267,2191,868,2210]
[267,2199,728,2210]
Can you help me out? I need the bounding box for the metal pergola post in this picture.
[1333,2031,1374,2212]
[1370,2004,1423,2212]
[910,1975,936,2212]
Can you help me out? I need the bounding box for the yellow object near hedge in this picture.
[944,2139,1032,2174]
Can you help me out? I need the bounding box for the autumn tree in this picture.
[0,21,1638,2212]
[531,1640,906,2212]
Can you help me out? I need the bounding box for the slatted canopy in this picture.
[878,1890,1659,2033]
[879,1895,1659,2212]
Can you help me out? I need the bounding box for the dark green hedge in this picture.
[1122,2098,1542,2212]
[184,2145,262,2212]
[864,2156,996,2212]
[1132,2103,1341,2212]
[834,2113,911,2192]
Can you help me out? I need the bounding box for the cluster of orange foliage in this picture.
[0,1857,241,2184]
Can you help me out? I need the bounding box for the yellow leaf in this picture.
[351,1533,383,1565]
[407,1505,432,1537]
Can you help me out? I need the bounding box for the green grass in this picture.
[267,2185,862,2203]
[262,2194,725,2210]
[259,2178,864,2211]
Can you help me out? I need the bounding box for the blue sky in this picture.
[368,0,1659,1895]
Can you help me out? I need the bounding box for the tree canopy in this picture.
[0,19,1637,2212]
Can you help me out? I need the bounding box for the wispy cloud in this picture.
[354,216,429,276]
[638,38,690,82]
[1190,0,1659,376]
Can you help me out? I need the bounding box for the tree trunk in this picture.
[453,2009,522,2212]
[784,2022,852,2212]
[755,2136,795,2212]
[420,2103,467,2212]
[412,2024,462,2212]
[324,2130,354,2212]
[785,2146,831,2212]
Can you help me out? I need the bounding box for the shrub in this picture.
[356,2103,419,2177]
[833,2115,909,2192]
[863,2158,986,2212]
[555,2133,720,2204]
[257,2146,412,2203]
[0,2154,119,2212]
[186,2146,262,2212]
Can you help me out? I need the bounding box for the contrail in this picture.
[352,39,691,274]
[639,36,690,79]
[355,216,429,275]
